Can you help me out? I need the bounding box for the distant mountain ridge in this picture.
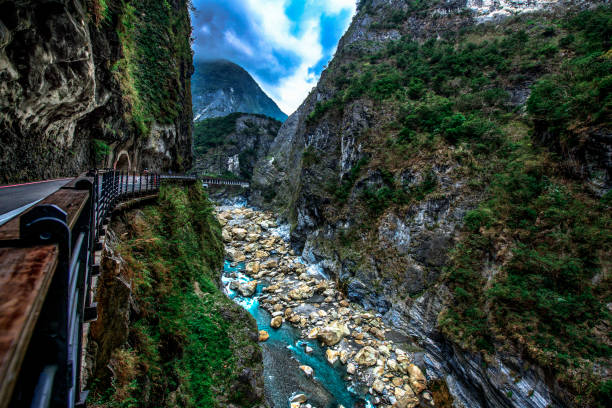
[192,60,288,122]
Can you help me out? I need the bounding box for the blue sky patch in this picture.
[191,0,356,114]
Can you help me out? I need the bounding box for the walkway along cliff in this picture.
[0,173,264,407]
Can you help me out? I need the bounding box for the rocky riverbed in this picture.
[216,206,435,408]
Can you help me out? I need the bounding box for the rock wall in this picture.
[192,113,281,180]
[253,0,611,407]
[86,185,267,407]
[0,0,193,184]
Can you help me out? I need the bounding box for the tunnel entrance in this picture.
[114,152,131,171]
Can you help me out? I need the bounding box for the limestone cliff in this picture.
[253,1,611,407]
[192,113,281,181]
[0,0,193,184]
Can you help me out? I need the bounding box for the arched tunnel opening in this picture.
[114,152,131,171]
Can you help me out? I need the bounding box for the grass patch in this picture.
[90,184,264,407]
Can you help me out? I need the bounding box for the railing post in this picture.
[114,170,118,204]
[19,205,71,407]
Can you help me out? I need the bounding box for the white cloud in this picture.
[238,0,355,114]
[318,0,357,14]
[224,30,255,57]
[200,24,210,35]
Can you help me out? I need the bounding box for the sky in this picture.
[191,0,357,115]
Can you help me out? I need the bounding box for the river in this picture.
[217,205,431,408]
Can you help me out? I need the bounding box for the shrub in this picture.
[407,77,425,99]
[463,209,492,231]
[193,113,240,153]
[329,157,369,203]
[397,128,416,144]
[404,93,453,133]
[370,72,402,99]
[306,97,342,125]
[527,79,569,124]
[362,186,395,214]
[93,139,111,163]
[302,146,320,167]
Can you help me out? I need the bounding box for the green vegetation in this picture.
[440,143,611,405]
[312,5,612,405]
[192,113,281,180]
[361,169,437,214]
[110,0,192,136]
[92,139,112,164]
[91,184,263,407]
[238,148,257,179]
[436,15,612,403]
[302,146,320,167]
[306,97,342,125]
[193,113,281,156]
[193,114,241,155]
[326,157,369,203]
[90,0,110,25]
[527,9,612,152]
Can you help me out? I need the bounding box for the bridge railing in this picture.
[0,170,194,408]
[159,174,250,188]
[200,177,250,188]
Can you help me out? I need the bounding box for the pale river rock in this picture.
[217,206,434,407]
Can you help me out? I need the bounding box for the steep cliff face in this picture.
[192,113,281,180]
[253,0,611,407]
[87,184,267,407]
[0,0,193,184]
[192,60,288,122]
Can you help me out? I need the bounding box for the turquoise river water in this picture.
[222,261,372,408]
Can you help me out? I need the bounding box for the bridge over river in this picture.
[0,171,247,408]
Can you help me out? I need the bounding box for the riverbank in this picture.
[217,206,435,408]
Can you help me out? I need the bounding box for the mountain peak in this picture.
[191,60,288,122]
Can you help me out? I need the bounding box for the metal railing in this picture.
[2,169,194,408]
[159,174,250,188]
[200,177,250,188]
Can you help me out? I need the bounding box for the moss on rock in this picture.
[89,184,266,407]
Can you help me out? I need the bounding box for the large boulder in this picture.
[262,259,278,269]
[407,364,427,394]
[326,349,339,365]
[226,248,246,262]
[290,394,308,403]
[372,379,385,394]
[299,365,314,377]
[231,228,247,240]
[245,261,261,274]
[354,346,378,367]
[258,330,269,342]
[270,316,283,329]
[317,321,350,346]
[254,250,269,259]
[394,385,419,408]
[238,280,258,297]
[288,284,314,300]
